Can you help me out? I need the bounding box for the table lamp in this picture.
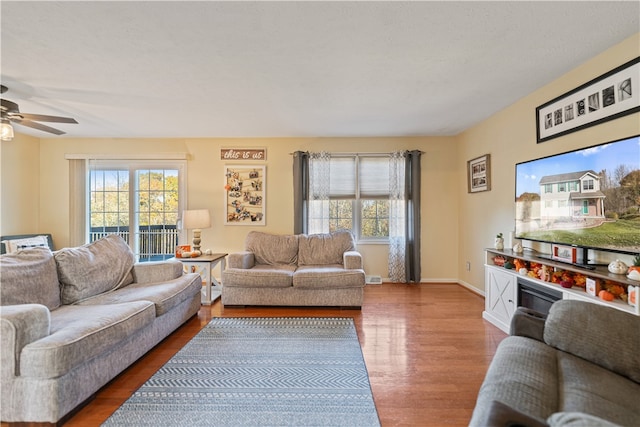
[182,209,211,256]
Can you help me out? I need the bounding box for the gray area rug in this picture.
[102,317,380,426]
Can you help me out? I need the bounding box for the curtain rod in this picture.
[289,150,423,156]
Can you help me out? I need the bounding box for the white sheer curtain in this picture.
[388,151,406,282]
[307,151,331,234]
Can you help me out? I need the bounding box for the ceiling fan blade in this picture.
[17,113,78,124]
[12,118,66,135]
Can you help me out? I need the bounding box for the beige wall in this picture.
[4,136,459,281]
[458,33,640,293]
[0,132,41,235]
[2,32,638,289]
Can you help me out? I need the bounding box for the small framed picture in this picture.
[552,244,576,264]
[467,154,491,193]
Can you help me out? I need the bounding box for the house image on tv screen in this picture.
[538,170,606,227]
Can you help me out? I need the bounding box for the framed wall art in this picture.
[224,165,265,225]
[536,57,640,143]
[467,154,491,193]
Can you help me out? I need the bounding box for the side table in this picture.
[172,253,227,305]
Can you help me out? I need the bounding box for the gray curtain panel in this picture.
[406,150,421,282]
[292,151,309,235]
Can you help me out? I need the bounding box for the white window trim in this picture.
[328,153,391,243]
[69,157,188,252]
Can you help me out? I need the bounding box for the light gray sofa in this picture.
[0,235,201,424]
[222,230,366,307]
[470,300,640,427]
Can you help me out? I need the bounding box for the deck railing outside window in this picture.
[89,225,178,262]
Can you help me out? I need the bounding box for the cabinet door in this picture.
[486,267,517,328]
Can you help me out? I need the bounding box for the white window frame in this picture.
[86,159,187,261]
[327,154,390,243]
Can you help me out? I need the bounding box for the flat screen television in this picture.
[515,134,640,259]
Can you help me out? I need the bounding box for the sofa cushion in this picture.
[298,231,356,266]
[293,265,365,289]
[223,264,296,288]
[55,235,135,305]
[556,350,640,426]
[544,299,640,383]
[76,274,201,316]
[19,301,155,378]
[245,231,299,266]
[0,248,61,310]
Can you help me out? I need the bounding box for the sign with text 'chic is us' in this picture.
[220,148,266,161]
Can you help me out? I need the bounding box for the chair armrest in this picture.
[1,304,50,377]
[510,307,546,341]
[344,251,363,270]
[484,400,549,427]
[228,251,255,269]
[132,261,183,284]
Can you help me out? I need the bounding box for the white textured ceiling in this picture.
[1,1,639,139]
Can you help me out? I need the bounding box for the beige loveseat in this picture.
[222,231,366,307]
[0,235,201,424]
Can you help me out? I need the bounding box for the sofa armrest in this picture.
[510,307,546,342]
[228,251,255,269]
[344,251,363,270]
[1,304,50,377]
[132,260,183,284]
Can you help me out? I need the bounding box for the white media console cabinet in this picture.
[484,248,639,333]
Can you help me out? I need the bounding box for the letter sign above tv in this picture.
[515,134,640,256]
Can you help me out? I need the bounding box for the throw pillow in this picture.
[2,235,49,254]
[245,231,299,265]
[298,230,356,266]
[0,247,61,310]
[55,234,135,304]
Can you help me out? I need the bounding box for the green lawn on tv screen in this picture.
[520,219,640,252]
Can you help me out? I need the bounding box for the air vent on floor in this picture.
[366,275,383,285]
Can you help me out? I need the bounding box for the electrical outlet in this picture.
[466,261,471,271]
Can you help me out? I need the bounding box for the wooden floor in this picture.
[53,283,506,426]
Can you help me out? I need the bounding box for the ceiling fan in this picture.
[1,84,78,139]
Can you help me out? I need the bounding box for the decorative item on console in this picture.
[629,286,637,307]
[608,259,628,275]
[494,233,504,250]
[628,255,640,278]
[512,242,523,253]
[492,255,506,267]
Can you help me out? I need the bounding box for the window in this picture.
[89,161,185,261]
[544,184,553,193]
[325,155,390,241]
[583,179,594,190]
[558,182,566,192]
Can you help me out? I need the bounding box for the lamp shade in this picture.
[182,209,211,230]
